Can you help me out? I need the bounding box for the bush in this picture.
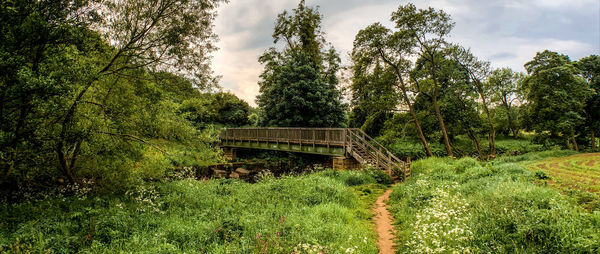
[364,168,393,185]
[535,170,551,180]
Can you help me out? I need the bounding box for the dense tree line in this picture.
[1,0,597,190]
[0,0,252,189]
[348,4,599,159]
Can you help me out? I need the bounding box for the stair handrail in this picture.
[347,130,398,173]
[355,129,406,166]
[345,129,409,176]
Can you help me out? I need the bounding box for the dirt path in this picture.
[373,189,396,254]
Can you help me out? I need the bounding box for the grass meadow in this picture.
[389,151,600,253]
[0,170,390,253]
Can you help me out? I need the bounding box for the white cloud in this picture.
[456,37,595,72]
[211,0,600,106]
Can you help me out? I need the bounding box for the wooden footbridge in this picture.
[219,128,410,177]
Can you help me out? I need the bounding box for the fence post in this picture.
[312,129,316,150]
[343,129,347,155]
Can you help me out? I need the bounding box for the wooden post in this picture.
[312,129,316,150]
[326,130,330,151]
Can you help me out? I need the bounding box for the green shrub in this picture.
[535,170,551,180]
[364,168,393,185]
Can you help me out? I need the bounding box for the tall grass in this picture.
[389,152,600,253]
[0,170,389,253]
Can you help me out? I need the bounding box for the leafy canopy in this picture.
[256,0,345,127]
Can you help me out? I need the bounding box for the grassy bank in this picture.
[389,151,600,253]
[0,170,390,253]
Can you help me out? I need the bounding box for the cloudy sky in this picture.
[211,0,600,106]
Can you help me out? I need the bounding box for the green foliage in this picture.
[0,0,239,188]
[379,131,546,160]
[180,92,251,128]
[348,55,398,136]
[534,170,551,180]
[389,155,600,253]
[257,1,345,128]
[577,55,600,149]
[0,170,383,253]
[489,68,526,138]
[494,150,579,164]
[363,167,394,185]
[522,51,589,139]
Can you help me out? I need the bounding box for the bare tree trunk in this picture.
[400,85,433,157]
[591,130,596,150]
[505,104,519,139]
[572,135,579,152]
[566,138,572,150]
[467,129,484,159]
[379,51,432,157]
[431,88,453,158]
[480,94,496,158]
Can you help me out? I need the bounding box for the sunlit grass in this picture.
[0,170,389,253]
[389,153,600,253]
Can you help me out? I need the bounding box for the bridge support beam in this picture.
[333,157,360,170]
[223,147,237,160]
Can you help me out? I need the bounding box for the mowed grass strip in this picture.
[526,153,600,211]
[529,153,600,194]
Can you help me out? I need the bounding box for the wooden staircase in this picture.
[345,129,410,179]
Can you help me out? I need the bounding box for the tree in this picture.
[448,45,498,158]
[256,1,345,127]
[353,23,433,156]
[0,0,104,185]
[392,4,456,157]
[576,55,600,149]
[348,55,399,136]
[435,55,487,158]
[523,50,589,150]
[54,0,225,181]
[0,0,225,184]
[488,68,525,139]
[180,92,251,128]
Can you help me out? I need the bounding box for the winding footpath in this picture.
[373,189,397,254]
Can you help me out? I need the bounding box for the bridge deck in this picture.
[219,128,410,177]
[220,128,347,156]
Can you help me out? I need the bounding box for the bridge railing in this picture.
[220,128,347,146]
[220,127,410,178]
[346,129,410,177]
